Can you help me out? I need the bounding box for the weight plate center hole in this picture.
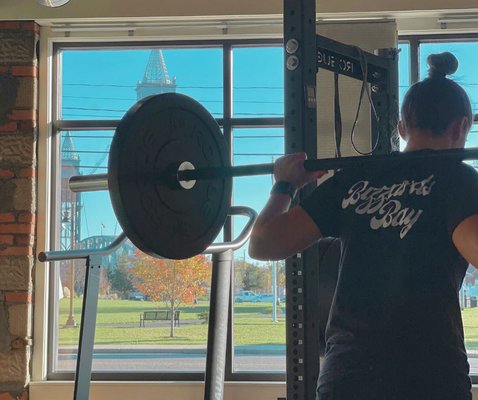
[178,161,196,189]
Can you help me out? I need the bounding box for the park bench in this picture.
[139,310,180,327]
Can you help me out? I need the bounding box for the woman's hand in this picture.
[274,152,328,189]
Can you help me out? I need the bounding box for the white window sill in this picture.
[29,381,286,400]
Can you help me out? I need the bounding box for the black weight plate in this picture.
[108,93,231,259]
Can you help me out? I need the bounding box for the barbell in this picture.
[69,92,478,260]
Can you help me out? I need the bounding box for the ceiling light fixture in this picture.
[36,0,71,8]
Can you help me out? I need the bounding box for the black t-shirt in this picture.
[300,154,478,392]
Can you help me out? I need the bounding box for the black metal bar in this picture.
[204,250,233,400]
[316,34,389,83]
[409,37,420,85]
[73,255,102,400]
[372,48,400,154]
[284,0,318,399]
[176,147,478,181]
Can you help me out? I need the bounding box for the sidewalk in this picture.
[59,343,286,355]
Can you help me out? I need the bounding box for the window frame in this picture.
[399,33,478,124]
[47,38,285,382]
[42,29,478,385]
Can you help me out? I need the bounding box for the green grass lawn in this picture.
[58,298,285,346]
[58,298,478,349]
[462,308,478,350]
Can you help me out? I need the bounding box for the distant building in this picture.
[136,49,177,100]
[61,131,81,251]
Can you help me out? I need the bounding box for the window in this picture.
[50,40,284,381]
[398,36,478,379]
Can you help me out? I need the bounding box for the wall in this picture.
[0,0,477,23]
[0,21,38,400]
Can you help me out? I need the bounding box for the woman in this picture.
[249,52,478,399]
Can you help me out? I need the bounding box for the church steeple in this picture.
[62,131,80,162]
[136,49,177,100]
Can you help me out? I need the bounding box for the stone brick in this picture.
[0,236,14,246]
[0,214,15,223]
[17,213,34,224]
[14,77,35,110]
[0,135,34,165]
[13,179,34,211]
[10,67,37,78]
[0,32,36,65]
[7,304,31,337]
[0,248,32,257]
[18,120,36,132]
[0,257,32,291]
[16,169,35,179]
[0,181,15,210]
[0,122,17,133]
[0,226,33,235]
[0,22,21,30]
[0,73,18,126]
[4,292,31,304]
[0,305,12,351]
[13,236,31,247]
[0,351,29,384]
[10,338,30,350]
[19,21,39,34]
[0,171,14,179]
[7,110,35,122]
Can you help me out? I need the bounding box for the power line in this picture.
[62,112,284,117]
[63,83,284,90]
[63,95,284,104]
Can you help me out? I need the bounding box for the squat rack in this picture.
[39,1,399,399]
[283,1,398,399]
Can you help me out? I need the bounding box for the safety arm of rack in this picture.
[38,206,257,262]
[204,206,257,254]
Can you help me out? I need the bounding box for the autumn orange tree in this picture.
[130,249,211,337]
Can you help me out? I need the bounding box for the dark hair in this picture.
[400,52,472,136]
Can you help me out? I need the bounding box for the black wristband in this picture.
[270,181,297,199]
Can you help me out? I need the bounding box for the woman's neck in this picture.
[403,130,458,152]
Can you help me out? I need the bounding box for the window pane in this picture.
[420,41,478,376]
[232,127,286,372]
[398,41,410,149]
[61,47,223,119]
[232,47,284,118]
[55,45,224,374]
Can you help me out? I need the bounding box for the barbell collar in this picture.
[70,173,108,193]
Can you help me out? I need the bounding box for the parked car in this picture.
[257,293,279,303]
[234,290,260,303]
[128,292,146,301]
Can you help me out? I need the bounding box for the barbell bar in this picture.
[71,147,478,193]
[67,92,478,260]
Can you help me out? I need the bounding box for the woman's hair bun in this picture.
[427,52,458,78]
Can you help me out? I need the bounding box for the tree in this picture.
[241,263,269,292]
[109,257,135,299]
[130,250,211,337]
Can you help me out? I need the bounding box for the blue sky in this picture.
[60,42,478,254]
[61,46,284,247]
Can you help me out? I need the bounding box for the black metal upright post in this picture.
[73,255,103,400]
[204,249,234,400]
[283,0,319,399]
[372,48,400,154]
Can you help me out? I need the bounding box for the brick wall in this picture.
[0,21,38,400]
